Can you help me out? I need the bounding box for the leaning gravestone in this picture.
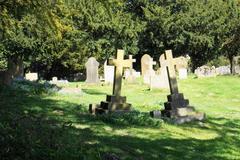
[104,60,115,84]
[89,49,132,114]
[151,50,204,124]
[25,72,38,81]
[85,57,100,84]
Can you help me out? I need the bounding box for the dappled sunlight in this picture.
[1,76,240,159]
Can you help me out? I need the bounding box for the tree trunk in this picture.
[0,55,24,85]
[228,54,234,74]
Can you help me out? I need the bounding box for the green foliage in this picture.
[1,0,240,77]
[93,111,162,127]
[0,76,240,159]
[207,56,230,67]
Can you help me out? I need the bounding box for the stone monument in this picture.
[85,57,100,83]
[141,54,156,84]
[141,54,156,77]
[89,49,132,114]
[125,55,137,83]
[151,50,204,124]
[194,65,217,78]
[233,56,240,74]
[25,72,38,81]
[104,60,115,84]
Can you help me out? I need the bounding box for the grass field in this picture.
[0,76,240,160]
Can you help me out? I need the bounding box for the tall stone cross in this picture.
[108,49,132,97]
[128,55,136,69]
[162,50,179,94]
[148,58,157,70]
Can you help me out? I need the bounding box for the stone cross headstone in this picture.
[25,72,38,81]
[89,49,132,114]
[125,55,137,83]
[85,57,100,83]
[104,60,115,84]
[156,50,204,123]
[108,50,132,97]
[128,55,136,69]
[161,50,179,94]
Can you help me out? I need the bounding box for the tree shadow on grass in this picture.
[82,88,108,95]
[0,87,240,160]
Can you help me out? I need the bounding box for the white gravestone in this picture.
[25,72,38,81]
[104,60,114,84]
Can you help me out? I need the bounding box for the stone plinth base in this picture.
[89,95,131,114]
[151,93,205,124]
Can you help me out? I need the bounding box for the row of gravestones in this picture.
[194,56,240,78]
[85,52,190,90]
[85,56,140,85]
[89,49,205,124]
[24,56,240,83]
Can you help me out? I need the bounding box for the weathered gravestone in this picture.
[50,77,58,84]
[179,68,188,79]
[141,54,156,76]
[25,72,38,81]
[104,60,115,84]
[233,56,240,74]
[89,49,132,114]
[174,55,190,71]
[146,53,172,90]
[124,55,137,83]
[85,57,100,83]
[52,77,58,82]
[174,55,190,79]
[151,50,204,124]
[194,66,217,78]
[216,66,231,75]
[141,54,156,84]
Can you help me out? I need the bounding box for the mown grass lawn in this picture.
[0,75,240,160]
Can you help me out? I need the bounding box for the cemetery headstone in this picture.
[141,54,156,76]
[52,77,58,83]
[194,65,217,78]
[89,49,132,114]
[85,57,100,83]
[125,55,137,83]
[104,60,115,84]
[174,55,190,72]
[233,56,240,74]
[216,66,231,75]
[141,54,156,84]
[25,72,38,81]
[151,50,204,123]
[179,68,188,79]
